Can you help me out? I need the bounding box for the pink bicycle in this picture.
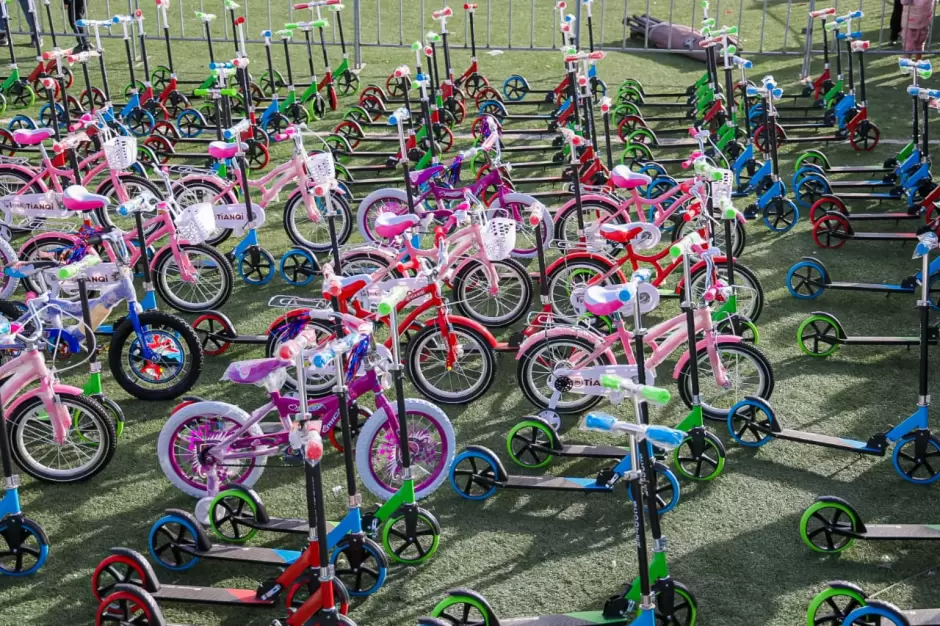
[355,131,551,259]
[0,281,116,482]
[341,197,538,327]
[18,177,233,313]
[516,232,774,420]
[171,124,353,252]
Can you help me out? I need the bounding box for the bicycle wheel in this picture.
[153,243,234,313]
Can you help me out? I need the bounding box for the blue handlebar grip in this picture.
[76,19,87,26]
[209,62,233,70]
[388,114,399,125]
[908,85,920,96]
[746,86,760,97]
[645,425,686,450]
[849,10,863,18]
[262,29,272,37]
[849,31,862,39]
[617,287,633,303]
[584,413,616,431]
[117,206,129,217]
[312,350,333,368]
[772,87,784,99]
[928,88,940,98]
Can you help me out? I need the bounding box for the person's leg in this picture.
[891,0,904,42]
[70,0,87,49]
[16,0,36,34]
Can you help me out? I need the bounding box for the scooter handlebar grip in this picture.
[809,8,836,17]
[377,285,409,316]
[57,251,101,280]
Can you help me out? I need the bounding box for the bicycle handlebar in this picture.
[278,327,320,361]
[669,231,706,259]
[377,286,408,316]
[57,250,101,281]
[809,7,836,18]
[596,375,672,406]
[52,132,89,153]
[223,118,250,140]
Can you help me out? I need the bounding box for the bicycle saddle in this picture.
[375,213,420,238]
[207,141,245,159]
[12,127,55,145]
[62,185,110,211]
[584,285,629,317]
[409,164,445,186]
[609,164,652,190]
[599,222,661,250]
[221,358,286,385]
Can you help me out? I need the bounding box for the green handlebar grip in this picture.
[220,88,238,96]
[641,386,671,405]
[276,29,293,36]
[312,19,328,28]
[727,26,738,34]
[669,242,686,259]
[377,285,408,316]
[193,88,208,96]
[411,41,422,50]
[709,170,723,182]
[725,44,737,55]
[722,206,738,220]
[58,253,100,280]
[284,22,299,28]
[600,374,623,389]
[702,17,715,27]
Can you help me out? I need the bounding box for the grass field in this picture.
[3,1,940,625]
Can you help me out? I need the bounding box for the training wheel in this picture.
[279,248,319,286]
[192,311,236,356]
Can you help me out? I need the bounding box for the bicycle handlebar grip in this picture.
[195,11,216,21]
[111,14,133,23]
[597,375,672,406]
[312,332,362,367]
[809,7,836,18]
[57,250,101,281]
[279,327,321,361]
[851,40,870,51]
[378,285,409,316]
[669,231,706,259]
[527,201,545,227]
[223,118,250,140]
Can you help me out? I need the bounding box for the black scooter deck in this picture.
[829,282,913,293]
[503,475,610,491]
[861,523,940,540]
[503,614,631,625]
[848,232,916,241]
[182,543,298,565]
[777,428,879,453]
[907,608,940,624]
[828,165,889,174]
[845,336,921,345]
[154,585,275,606]
[249,516,312,534]
[554,444,627,459]
[827,180,895,188]
[836,193,901,200]
[845,212,916,221]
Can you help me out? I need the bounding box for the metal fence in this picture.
[6,0,938,69]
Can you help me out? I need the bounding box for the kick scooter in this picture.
[808,582,940,625]
[436,399,691,625]
[728,232,940,485]
[0,0,35,110]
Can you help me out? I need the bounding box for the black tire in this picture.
[17,235,76,294]
[283,191,353,253]
[94,175,165,235]
[152,244,234,313]
[406,322,495,404]
[517,335,615,413]
[108,311,203,401]
[451,258,532,327]
[9,393,115,482]
[678,342,775,421]
[684,262,764,323]
[545,256,621,323]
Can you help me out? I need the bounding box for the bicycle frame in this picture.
[0,345,74,445]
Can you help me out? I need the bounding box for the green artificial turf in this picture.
[2,2,940,626]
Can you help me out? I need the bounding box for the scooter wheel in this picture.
[96,394,126,439]
[381,506,442,564]
[449,449,500,500]
[91,553,151,601]
[0,516,48,576]
[617,115,647,142]
[656,580,697,626]
[245,141,270,172]
[279,248,319,286]
[786,259,826,299]
[237,246,276,285]
[806,585,868,626]
[812,212,850,249]
[208,489,260,543]
[327,405,371,453]
[148,515,201,571]
[175,109,204,138]
[726,398,775,447]
[330,537,389,597]
[142,135,174,165]
[192,312,236,356]
[474,85,501,108]
[432,592,496,624]
[8,81,35,109]
[673,429,726,481]
[125,108,155,137]
[763,197,799,233]
[808,195,848,223]
[629,462,680,515]
[799,499,860,553]
[714,314,760,344]
[893,431,940,485]
[794,174,831,209]
[337,69,359,96]
[796,314,842,357]
[506,419,556,469]
[97,586,166,626]
[850,122,880,152]
[0,128,16,156]
[844,602,911,626]
[285,574,351,615]
[7,114,35,131]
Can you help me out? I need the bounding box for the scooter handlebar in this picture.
[67,50,100,63]
[57,250,101,281]
[834,10,863,23]
[388,106,410,126]
[76,19,113,27]
[195,11,216,21]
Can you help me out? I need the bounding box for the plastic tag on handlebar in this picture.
[645,424,684,449]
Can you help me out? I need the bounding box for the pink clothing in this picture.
[903,0,936,52]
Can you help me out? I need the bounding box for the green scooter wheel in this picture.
[432,593,493,625]
[209,489,260,544]
[382,507,440,565]
[123,81,146,100]
[805,585,867,626]
[673,430,725,481]
[799,500,860,553]
[506,419,555,469]
[796,315,840,357]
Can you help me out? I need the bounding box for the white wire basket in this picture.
[176,202,217,244]
[305,151,336,185]
[482,218,516,261]
[103,135,138,171]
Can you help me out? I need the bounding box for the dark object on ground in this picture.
[623,14,741,61]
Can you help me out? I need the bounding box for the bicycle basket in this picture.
[103,135,138,171]
[305,151,336,185]
[482,218,516,261]
[711,170,734,205]
[176,202,217,244]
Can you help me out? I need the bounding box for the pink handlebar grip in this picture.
[293,3,310,8]
[278,328,320,360]
[588,50,605,60]
[810,8,836,17]
[463,3,478,9]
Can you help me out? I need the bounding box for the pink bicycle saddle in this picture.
[375,213,420,238]
[62,185,109,211]
[599,223,645,243]
[207,141,244,159]
[221,358,286,385]
[409,164,445,186]
[609,165,652,190]
[13,127,55,146]
[583,285,629,317]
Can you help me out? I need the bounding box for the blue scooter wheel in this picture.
[7,114,36,131]
[763,198,799,233]
[786,259,826,299]
[175,109,204,138]
[502,75,528,101]
[148,514,201,571]
[237,246,276,285]
[0,517,49,576]
[278,248,319,286]
[330,536,389,597]
[726,398,776,448]
[893,432,940,485]
[843,603,909,626]
[794,174,831,209]
[449,449,499,501]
